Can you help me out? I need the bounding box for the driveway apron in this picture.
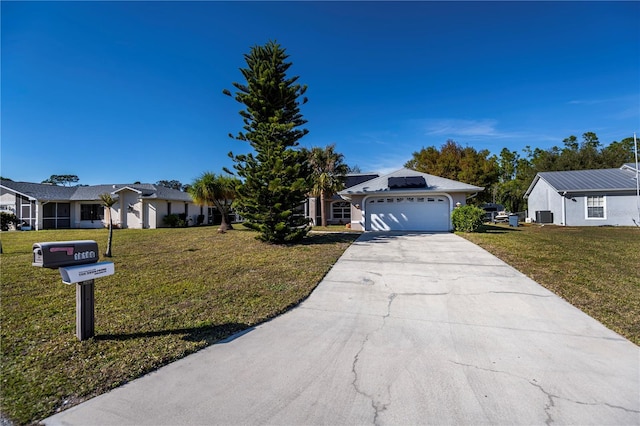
[45,232,639,425]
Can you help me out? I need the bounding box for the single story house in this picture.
[337,168,484,232]
[524,163,640,226]
[0,180,214,230]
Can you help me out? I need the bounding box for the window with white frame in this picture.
[586,195,605,219]
[332,201,351,220]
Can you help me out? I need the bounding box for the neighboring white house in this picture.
[337,168,484,232]
[524,163,640,227]
[0,181,212,230]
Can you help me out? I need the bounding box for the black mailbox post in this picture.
[32,240,112,341]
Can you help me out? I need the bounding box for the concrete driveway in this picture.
[45,232,639,425]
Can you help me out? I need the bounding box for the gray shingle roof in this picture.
[0,181,76,201]
[339,168,484,195]
[531,168,638,193]
[1,181,193,202]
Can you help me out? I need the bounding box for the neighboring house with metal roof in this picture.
[524,164,640,226]
[338,168,484,231]
[0,180,211,230]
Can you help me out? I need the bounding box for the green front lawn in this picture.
[0,227,358,425]
[460,224,640,346]
[3,224,638,424]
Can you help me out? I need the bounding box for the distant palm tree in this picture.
[308,144,349,227]
[99,193,116,257]
[189,173,239,232]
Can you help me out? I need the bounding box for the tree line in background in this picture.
[406,133,637,212]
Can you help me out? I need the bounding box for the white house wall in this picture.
[0,192,17,214]
[186,202,199,226]
[115,191,137,229]
[307,197,319,225]
[144,202,155,229]
[153,200,205,228]
[0,188,37,228]
[526,179,564,224]
[450,193,469,208]
[564,192,638,227]
[347,195,365,231]
[126,200,141,229]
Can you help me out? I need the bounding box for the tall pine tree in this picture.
[224,41,311,243]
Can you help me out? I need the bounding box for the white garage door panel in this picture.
[365,196,450,231]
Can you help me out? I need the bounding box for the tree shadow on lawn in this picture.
[476,224,522,234]
[96,322,252,345]
[298,232,361,246]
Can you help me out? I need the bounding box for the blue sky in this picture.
[2,1,639,185]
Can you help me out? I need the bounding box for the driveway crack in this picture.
[385,292,397,319]
[350,292,397,425]
[450,361,640,423]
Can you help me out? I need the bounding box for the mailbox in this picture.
[33,240,99,269]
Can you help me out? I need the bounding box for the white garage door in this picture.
[365,195,450,231]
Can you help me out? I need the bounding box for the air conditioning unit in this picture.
[535,210,553,224]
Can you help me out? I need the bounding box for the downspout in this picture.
[561,192,566,226]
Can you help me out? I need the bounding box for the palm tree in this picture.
[99,193,117,257]
[189,173,239,232]
[308,144,349,227]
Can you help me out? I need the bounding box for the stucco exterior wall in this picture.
[347,195,366,231]
[0,192,17,214]
[307,197,319,225]
[526,179,564,224]
[116,191,139,229]
[450,193,469,208]
[156,201,171,227]
[144,202,156,229]
[153,200,204,228]
[564,192,638,226]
